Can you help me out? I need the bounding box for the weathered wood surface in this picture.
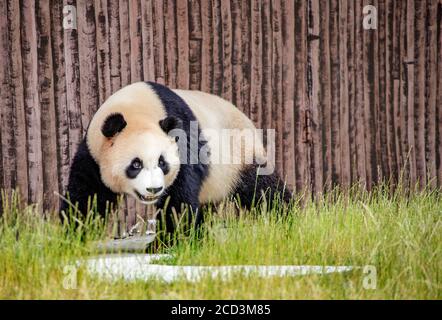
[0,1,440,221]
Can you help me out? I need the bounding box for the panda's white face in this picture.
[99,130,180,205]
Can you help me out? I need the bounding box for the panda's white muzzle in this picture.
[132,167,165,204]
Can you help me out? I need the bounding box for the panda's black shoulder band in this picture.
[102,113,127,138]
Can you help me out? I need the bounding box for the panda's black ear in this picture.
[102,113,127,138]
[159,116,183,134]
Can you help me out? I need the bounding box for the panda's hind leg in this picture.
[232,164,292,209]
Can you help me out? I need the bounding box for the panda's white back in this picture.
[173,89,266,204]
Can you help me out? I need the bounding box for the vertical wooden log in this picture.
[329,0,341,187]
[386,0,397,181]
[212,0,223,95]
[77,0,99,129]
[152,0,165,84]
[220,0,232,100]
[362,0,377,189]
[399,0,409,184]
[0,4,4,196]
[162,0,176,85]
[36,1,59,212]
[64,0,82,163]
[95,0,111,105]
[140,0,155,82]
[281,0,295,189]
[249,0,262,128]
[347,0,357,184]
[272,0,284,178]
[176,0,189,89]
[338,0,350,188]
[425,0,437,188]
[437,2,442,187]
[200,0,213,93]
[354,0,367,187]
[108,0,121,92]
[189,0,202,44]
[414,0,427,189]
[294,0,308,192]
[385,0,398,182]
[189,0,202,91]
[51,0,70,197]
[318,0,333,190]
[0,17,5,198]
[21,0,43,206]
[189,43,201,89]
[129,0,143,82]
[1,0,15,193]
[231,0,243,109]
[392,0,401,80]
[119,0,131,86]
[378,0,391,181]
[240,0,251,117]
[308,0,323,193]
[393,77,401,180]
[406,0,417,188]
[64,0,83,166]
[392,1,402,180]
[371,0,381,184]
[261,0,272,143]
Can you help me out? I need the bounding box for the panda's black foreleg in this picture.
[60,139,118,224]
[194,208,205,231]
[156,168,204,240]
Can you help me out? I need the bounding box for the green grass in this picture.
[0,188,441,299]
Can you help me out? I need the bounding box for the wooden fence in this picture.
[0,0,441,215]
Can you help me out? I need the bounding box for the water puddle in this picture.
[82,254,355,283]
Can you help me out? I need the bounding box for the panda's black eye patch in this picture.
[126,158,143,179]
[158,155,169,175]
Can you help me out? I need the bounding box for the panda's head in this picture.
[92,112,182,205]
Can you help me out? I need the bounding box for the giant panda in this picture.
[61,82,291,231]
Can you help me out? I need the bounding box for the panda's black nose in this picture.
[146,187,163,195]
